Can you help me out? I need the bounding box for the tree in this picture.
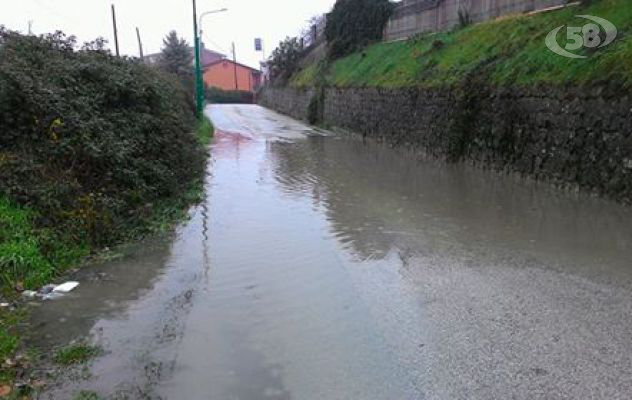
[325,0,393,60]
[267,37,304,84]
[157,31,194,109]
[301,14,326,47]
[158,31,192,76]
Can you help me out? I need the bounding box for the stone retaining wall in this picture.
[259,85,632,202]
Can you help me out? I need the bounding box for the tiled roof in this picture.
[198,46,226,67]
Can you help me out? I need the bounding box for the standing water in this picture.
[31,105,632,399]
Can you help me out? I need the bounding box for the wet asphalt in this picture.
[30,104,632,399]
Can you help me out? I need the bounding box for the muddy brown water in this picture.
[29,105,632,399]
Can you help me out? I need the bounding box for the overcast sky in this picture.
[3,0,336,69]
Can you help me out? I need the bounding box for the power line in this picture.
[32,0,83,26]
[202,31,228,55]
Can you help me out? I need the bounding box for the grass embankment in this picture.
[0,199,86,292]
[291,0,632,88]
[196,115,215,146]
[0,198,87,367]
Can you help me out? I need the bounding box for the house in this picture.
[197,45,226,67]
[203,59,262,93]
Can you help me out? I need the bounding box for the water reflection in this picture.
[268,135,632,283]
[29,104,632,399]
[26,235,174,350]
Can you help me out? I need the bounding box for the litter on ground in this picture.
[52,282,79,293]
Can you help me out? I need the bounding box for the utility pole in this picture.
[261,40,266,62]
[192,0,204,118]
[111,4,120,57]
[136,27,144,60]
[232,42,238,90]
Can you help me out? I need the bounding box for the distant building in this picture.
[197,45,226,67]
[144,42,260,92]
[203,59,262,93]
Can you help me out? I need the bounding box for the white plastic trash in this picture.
[52,281,79,293]
[42,292,65,301]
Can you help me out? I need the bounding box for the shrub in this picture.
[267,37,304,84]
[0,29,206,248]
[325,0,394,60]
[205,87,254,104]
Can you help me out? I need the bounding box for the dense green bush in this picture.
[267,37,304,84]
[325,0,393,60]
[0,29,206,248]
[205,87,254,104]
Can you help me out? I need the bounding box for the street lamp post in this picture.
[192,2,228,119]
[199,8,228,37]
[192,0,204,118]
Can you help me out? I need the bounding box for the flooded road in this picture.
[32,104,632,399]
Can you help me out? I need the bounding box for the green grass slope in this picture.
[0,198,86,291]
[291,0,632,88]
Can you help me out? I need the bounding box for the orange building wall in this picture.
[203,61,260,92]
